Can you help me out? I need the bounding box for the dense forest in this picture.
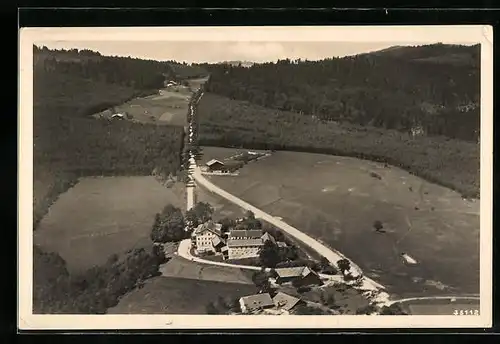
[33,46,186,227]
[197,93,479,198]
[202,43,480,142]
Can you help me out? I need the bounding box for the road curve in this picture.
[192,166,386,292]
[386,295,480,306]
[178,239,266,271]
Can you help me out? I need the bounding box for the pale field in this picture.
[200,146,480,298]
[94,86,192,127]
[107,276,257,314]
[34,176,184,272]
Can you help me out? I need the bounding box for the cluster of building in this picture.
[238,292,305,315]
[237,267,324,314]
[191,220,285,260]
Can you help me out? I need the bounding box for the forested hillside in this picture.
[203,43,480,142]
[33,46,184,228]
[197,93,479,198]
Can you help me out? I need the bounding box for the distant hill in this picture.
[204,43,480,142]
[168,62,209,80]
[366,43,479,67]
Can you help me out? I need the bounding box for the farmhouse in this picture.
[192,220,223,253]
[239,293,274,314]
[273,266,323,287]
[272,292,304,312]
[227,238,264,260]
[205,159,225,172]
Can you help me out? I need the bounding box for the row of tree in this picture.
[202,43,480,142]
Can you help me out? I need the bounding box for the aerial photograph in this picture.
[31,37,481,318]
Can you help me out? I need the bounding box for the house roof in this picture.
[261,232,276,244]
[240,293,274,310]
[230,229,263,239]
[227,238,264,247]
[211,236,225,247]
[193,221,222,237]
[275,266,311,278]
[272,292,301,311]
[206,159,225,167]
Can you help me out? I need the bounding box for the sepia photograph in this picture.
[18,26,492,330]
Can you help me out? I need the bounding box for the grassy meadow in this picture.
[34,176,184,272]
[201,147,480,298]
[107,276,256,314]
[93,85,192,127]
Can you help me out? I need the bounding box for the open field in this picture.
[160,255,254,285]
[396,298,480,315]
[201,147,480,297]
[34,176,184,273]
[108,276,257,314]
[93,86,192,126]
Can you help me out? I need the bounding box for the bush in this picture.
[356,304,377,315]
[380,304,408,315]
[33,244,164,314]
[296,286,311,293]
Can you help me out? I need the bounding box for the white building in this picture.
[225,229,264,260]
[192,221,223,253]
[227,238,263,260]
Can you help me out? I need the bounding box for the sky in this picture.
[35,41,422,63]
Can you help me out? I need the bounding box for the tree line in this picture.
[34,45,174,90]
[201,43,480,142]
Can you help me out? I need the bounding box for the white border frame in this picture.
[18,25,493,330]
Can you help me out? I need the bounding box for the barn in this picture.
[205,159,225,172]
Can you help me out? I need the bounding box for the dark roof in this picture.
[227,238,264,247]
[240,293,274,310]
[206,159,224,167]
[272,292,301,311]
[230,229,263,239]
[261,232,276,244]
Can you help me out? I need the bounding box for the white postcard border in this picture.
[18,25,493,330]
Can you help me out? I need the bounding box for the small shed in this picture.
[206,159,225,172]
